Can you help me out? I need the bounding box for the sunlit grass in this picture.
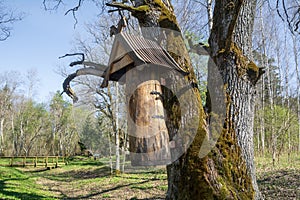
[255,152,300,172]
[0,167,57,200]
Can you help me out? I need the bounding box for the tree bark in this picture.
[0,118,4,154]
[232,1,262,198]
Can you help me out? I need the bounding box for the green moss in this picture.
[220,42,261,85]
[133,5,150,12]
[151,0,180,31]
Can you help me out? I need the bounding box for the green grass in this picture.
[0,156,167,199]
[255,152,300,172]
[255,152,300,199]
[0,166,57,200]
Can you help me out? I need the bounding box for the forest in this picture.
[0,0,300,199]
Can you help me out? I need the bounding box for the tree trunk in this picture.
[232,1,261,198]
[0,118,4,154]
[293,35,300,153]
[117,0,260,199]
[115,82,120,173]
[206,0,213,33]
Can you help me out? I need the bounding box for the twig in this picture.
[43,0,64,11]
[64,0,83,28]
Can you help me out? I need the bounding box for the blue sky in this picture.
[0,1,99,103]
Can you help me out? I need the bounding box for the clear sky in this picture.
[0,0,99,103]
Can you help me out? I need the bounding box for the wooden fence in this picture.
[0,156,67,168]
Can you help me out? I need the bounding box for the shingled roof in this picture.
[101,32,187,88]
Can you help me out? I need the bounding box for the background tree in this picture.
[49,92,79,156]
[0,71,22,156]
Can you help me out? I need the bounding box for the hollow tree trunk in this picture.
[117,0,261,199]
[127,68,171,166]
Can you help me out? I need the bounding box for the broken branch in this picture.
[59,53,85,67]
[61,67,107,103]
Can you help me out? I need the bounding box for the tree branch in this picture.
[43,0,64,11]
[106,2,150,14]
[59,53,85,66]
[61,67,107,103]
[0,4,23,41]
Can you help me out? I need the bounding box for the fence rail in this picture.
[0,156,67,168]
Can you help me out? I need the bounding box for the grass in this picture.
[0,153,299,199]
[255,152,300,199]
[0,156,167,199]
[0,166,57,200]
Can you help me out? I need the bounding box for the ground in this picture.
[0,154,299,199]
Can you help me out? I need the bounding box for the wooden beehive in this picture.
[102,32,186,166]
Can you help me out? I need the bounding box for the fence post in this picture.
[45,157,48,167]
[55,156,58,168]
[22,157,26,167]
[34,157,37,167]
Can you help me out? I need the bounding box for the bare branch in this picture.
[43,0,84,28]
[276,0,300,34]
[59,53,85,66]
[106,2,140,13]
[59,51,109,102]
[43,0,64,11]
[64,0,83,28]
[0,2,23,41]
[61,67,107,102]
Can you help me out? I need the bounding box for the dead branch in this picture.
[59,52,108,102]
[59,53,107,71]
[61,67,107,103]
[59,53,85,66]
[61,73,78,103]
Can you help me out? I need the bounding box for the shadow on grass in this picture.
[41,165,112,182]
[258,169,300,199]
[0,178,48,200]
[67,160,104,166]
[65,179,153,199]
[129,197,164,200]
